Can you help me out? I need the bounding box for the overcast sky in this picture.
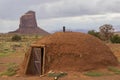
[0,0,120,33]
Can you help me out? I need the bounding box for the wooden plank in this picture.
[24,48,32,74]
[35,61,41,74]
[34,47,42,75]
[34,48,41,61]
[42,47,45,75]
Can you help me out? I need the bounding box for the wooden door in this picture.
[33,47,43,75]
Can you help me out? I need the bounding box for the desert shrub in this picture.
[84,71,105,77]
[11,35,21,41]
[0,63,18,76]
[88,30,100,38]
[108,66,120,74]
[99,24,114,41]
[110,35,120,43]
[0,53,9,57]
[35,35,38,39]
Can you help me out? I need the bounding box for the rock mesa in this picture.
[9,11,49,35]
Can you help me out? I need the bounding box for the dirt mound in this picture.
[23,32,118,75]
[31,32,118,72]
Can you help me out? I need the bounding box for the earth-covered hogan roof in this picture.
[22,32,118,75]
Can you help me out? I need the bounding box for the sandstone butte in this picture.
[9,11,49,35]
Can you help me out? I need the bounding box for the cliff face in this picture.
[19,11,38,28]
[9,11,49,35]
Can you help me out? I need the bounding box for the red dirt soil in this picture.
[23,32,118,74]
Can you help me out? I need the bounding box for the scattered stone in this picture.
[15,74,20,77]
[54,76,58,80]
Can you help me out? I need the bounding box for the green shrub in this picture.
[11,35,21,41]
[108,66,120,74]
[0,63,18,76]
[110,34,120,43]
[84,71,105,77]
[0,53,9,57]
[88,30,100,38]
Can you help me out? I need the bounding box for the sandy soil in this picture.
[1,73,120,80]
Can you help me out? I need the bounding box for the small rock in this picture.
[15,74,20,77]
[54,77,58,80]
[48,70,54,73]
[40,75,45,77]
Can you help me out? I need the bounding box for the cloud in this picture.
[0,19,18,33]
[98,0,120,13]
[1,0,120,20]
[36,0,120,19]
[30,0,101,19]
[0,0,57,20]
[38,13,120,32]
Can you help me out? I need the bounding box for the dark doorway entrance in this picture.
[33,47,44,75]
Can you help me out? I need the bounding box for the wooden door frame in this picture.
[42,47,45,75]
[33,46,45,75]
[26,45,46,75]
[24,45,46,75]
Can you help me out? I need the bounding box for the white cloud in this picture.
[37,13,120,32]
[1,0,120,19]
[0,19,18,33]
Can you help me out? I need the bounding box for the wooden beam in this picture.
[24,48,32,74]
[42,47,46,75]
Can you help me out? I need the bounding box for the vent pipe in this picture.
[63,26,65,32]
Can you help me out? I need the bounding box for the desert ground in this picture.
[0,34,120,80]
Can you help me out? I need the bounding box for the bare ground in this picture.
[1,72,120,80]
